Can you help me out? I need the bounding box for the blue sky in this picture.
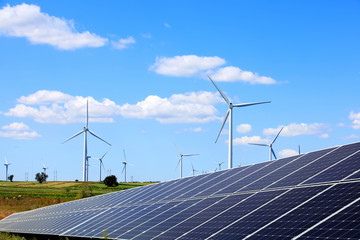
[0,0,359,182]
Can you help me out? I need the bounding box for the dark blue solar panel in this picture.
[178,167,246,199]
[173,190,286,240]
[268,144,360,188]
[299,198,360,239]
[213,161,271,195]
[207,185,328,239]
[245,182,360,239]
[304,151,360,184]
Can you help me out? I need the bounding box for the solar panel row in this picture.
[0,141,360,239]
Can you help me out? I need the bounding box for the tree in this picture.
[103,175,118,187]
[35,172,48,183]
[8,175,14,182]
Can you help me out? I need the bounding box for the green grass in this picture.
[0,181,157,220]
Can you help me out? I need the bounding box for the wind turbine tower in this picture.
[122,149,128,183]
[63,99,111,182]
[4,157,10,181]
[174,142,199,178]
[248,126,284,161]
[208,76,270,169]
[94,149,110,182]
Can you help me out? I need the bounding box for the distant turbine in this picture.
[4,157,10,181]
[191,164,198,176]
[217,161,225,171]
[298,145,301,154]
[248,126,284,161]
[63,99,111,182]
[94,149,110,182]
[208,76,270,169]
[122,149,129,183]
[42,163,48,174]
[174,142,199,178]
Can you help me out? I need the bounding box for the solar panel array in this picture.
[1,141,360,239]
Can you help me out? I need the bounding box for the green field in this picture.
[0,180,156,220]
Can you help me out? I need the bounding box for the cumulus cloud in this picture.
[349,111,360,129]
[0,3,107,50]
[4,90,222,124]
[208,66,276,84]
[164,22,171,28]
[236,124,252,134]
[278,149,299,158]
[0,122,41,139]
[149,55,226,77]
[263,123,330,137]
[112,36,136,50]
[233,136,269,145]
[183,127,206,133]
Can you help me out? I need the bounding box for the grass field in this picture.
[0,180,155,221]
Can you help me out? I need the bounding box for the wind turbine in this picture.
[94,149,110,182]
[4,157,10,181]
[208,76,270,169]
[42,163,48,174]
[122,149,129,183]
[174,142,199,178]
[63,99,111,182]
[216,161,225,171]
[248,126,284,161]
[190,164,198,176]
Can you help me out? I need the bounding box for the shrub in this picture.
[103,175,118,187]
[35,172,48,183]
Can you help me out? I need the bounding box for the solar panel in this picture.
[1,141,360,239]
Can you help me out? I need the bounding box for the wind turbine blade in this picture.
[215,109,230,143]
[101,160,106,171]
[271,148,277,160]
[100,149,111,160]
[208,75,230,105]
[4,157,8,165]
[123,149,127,163]
[173,142,182,154]
[88,130,111,146]
[248,143,269,147]
[233,101,271,108]
[62,129,85,144]
[122,165,125,173]
[271,126,284,145]
[183,154,199,157]
[86,99,89,128]
[175,157,181,169]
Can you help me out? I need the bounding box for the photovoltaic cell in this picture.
[0,141,360,239]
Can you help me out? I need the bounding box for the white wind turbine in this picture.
[42,163,48,174]
[208,76,270,169]
[248,126,284,161]
[63,99,111,182]
[4,157,10,181]
[122,149,130,183]
[174,142,199,178]
[216,161,225,171]
[94,149,110,182]
[190,163,198,176]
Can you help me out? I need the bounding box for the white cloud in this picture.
[164,23,171,28]
[18,90,73,104]
[4,90,222,124]
[233,136,269,145]
[349,111,360,129]
[2,122,29,131]
[278,149,299,158]
[340,134,359,140]
[183,127,206,133]
[319,133,329,139]
[0,3,107,50]
[263,123,330,137]
[112,36,136,50]
[236,124,252,134]
[150,55,226,77]
[0,122,41,139]
[208,66,277,84]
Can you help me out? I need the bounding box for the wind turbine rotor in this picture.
[208,75,230,105]
[271,126,284,145]
[233,101,271,108]
[88,130,111,146]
